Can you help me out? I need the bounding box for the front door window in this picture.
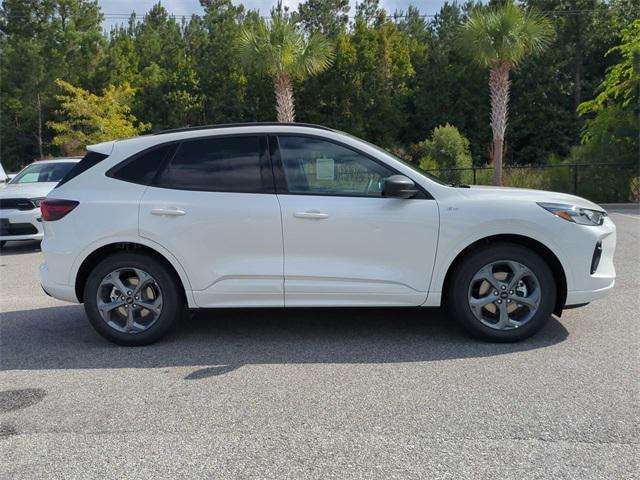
[277,136,394,197]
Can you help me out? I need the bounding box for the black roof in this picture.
[152,122,334,135]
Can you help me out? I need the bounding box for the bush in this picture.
[472,167,553,191]
[541,121,638,202]
[563,145,637,202]
[412,124,472,184]
[503,168,552,190]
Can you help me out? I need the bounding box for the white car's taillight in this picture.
[40,199,79,221]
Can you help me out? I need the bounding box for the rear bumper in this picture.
[39,262,79,303]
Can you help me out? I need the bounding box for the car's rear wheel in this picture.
[447,243,556,342]
[83,252,182,346]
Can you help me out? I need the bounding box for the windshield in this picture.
[343,134,449,186]
[9,162,76,185]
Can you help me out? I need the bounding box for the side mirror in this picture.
[382,175,418,199]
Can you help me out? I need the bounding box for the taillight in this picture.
[40,199,79,221]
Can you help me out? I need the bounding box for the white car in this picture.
[0,158,80,247]
[39,123,616,345]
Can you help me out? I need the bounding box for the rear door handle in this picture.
[294,210,329,220]
[151,207,186,216]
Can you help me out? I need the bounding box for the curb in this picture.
[601,203,640,211]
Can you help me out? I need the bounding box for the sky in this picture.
[98,0,452,30]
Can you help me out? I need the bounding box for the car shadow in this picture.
[0,240,41,256]
[0,305,568,379]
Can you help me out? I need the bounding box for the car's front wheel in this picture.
[83,252,183,346]
[447,243,556,342]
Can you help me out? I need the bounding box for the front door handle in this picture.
[151,207,186,216]
[294,210,329,220]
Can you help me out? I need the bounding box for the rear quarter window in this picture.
[108,144,178,186]
[56,152,109,188]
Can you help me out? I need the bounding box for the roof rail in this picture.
[151,122,334,135]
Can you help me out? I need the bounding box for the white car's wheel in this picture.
[83,252,183,346]
[447,243,556,342]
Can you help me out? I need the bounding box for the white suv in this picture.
[39,123,616,345]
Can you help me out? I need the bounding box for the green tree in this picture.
[412,124,472,184]
[295,0,349,37]
[297,2,414,148]
[0,0,104,169]
[460,0,553,184]
[349,7,414,146]
[190,0,255,123]
[295,31,357,128]
[237,7,334,122]
[401,2,488,163]
[1,0,635,181]
[129,4,204,129]
[99,22,139,88]
[567,19,640,201]
[47,80,149,154]
[506,0,635,166]
[578,19,639,135]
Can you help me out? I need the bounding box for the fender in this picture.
[424,217,572,306]
[70,234,197,308]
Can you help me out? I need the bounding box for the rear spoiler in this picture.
[87,140,115,156]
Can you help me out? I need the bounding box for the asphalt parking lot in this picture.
[1,210,638,479]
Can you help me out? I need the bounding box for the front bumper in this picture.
[563,216,616,307]
[0,208,43,241]
[565,279,615,305]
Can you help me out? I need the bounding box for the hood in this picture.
[0,182,58,199]
[460,185,604,211]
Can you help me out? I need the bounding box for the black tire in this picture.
[83,252,183,346]
[447,243,556,342]
[0,241,5,249]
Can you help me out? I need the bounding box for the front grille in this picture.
[0,198,37,211]
[591,241,603,274]
[0,222,38,236]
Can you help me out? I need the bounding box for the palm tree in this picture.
[238,11,334,123]
[460,1,553,185]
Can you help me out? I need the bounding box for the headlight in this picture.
[31,197,45,208]
[538,202,606,226]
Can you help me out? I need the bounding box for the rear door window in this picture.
[156,136,270,193]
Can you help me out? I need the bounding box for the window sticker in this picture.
[19,173,40,183]
[316,157,335,180]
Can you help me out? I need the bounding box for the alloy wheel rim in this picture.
[96,268,163,334]
[467,260,541,331]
